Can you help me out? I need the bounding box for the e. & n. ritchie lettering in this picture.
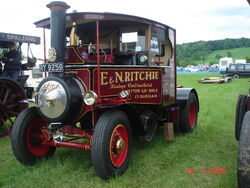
[100,71,159,86]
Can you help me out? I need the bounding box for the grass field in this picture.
[0,74,249,188]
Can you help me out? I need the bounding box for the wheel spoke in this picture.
[0,85,7,98]
[5,94,23,104]
[6,103,19,108]
[8,111,19,116]
[3,89,10,104]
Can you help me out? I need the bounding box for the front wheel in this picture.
[237,111,250,187]
[179,92,199,133]
[91,110,132,179]
[11,107,56,165]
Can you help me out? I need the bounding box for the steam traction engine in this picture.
[11,1,199,179]
[0,32,40,137]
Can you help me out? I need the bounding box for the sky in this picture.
[0,0,249,58]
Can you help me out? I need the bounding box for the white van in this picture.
[219,57,233,74]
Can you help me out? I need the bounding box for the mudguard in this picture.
[176,88,199,112]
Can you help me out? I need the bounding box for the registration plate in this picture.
[39,63,64,72]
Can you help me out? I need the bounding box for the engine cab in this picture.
[35,11,177,123]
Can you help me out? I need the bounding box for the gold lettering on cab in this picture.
[101,71,159,86]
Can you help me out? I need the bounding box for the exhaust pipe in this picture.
[46,1,70,63]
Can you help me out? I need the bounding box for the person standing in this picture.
[1,43,21,80]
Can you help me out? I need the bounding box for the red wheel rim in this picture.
[26,118,51,156]
[109,124,128,167]
[189,102,196,127]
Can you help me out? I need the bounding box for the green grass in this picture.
[0,75,249,187]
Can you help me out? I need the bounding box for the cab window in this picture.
[150,27,173,66]
[120,32,146,52]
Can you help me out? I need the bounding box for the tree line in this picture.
[177,37,250,66]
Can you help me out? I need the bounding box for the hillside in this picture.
[177,38,250,66]
[207,47,250,64]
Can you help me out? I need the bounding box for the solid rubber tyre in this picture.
[179,92,198,133]
[235,95,248,141]
[91,110,132,180]
[11,107,56,165]
[237,111,250,188]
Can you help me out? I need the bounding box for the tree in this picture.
[215,54,222,60]
[226,51,232,57]
[246,56,250,63]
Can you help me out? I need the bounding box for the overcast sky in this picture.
[0,0,249,58]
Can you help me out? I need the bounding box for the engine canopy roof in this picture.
[34,12,175,31]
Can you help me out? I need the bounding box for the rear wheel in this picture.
[0,78,27,137]
[235,95,248,141]
[11,107,55,165]
[91,110,131,179]
[179,92,198,133]
[237,111,250,188]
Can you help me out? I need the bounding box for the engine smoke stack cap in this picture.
[47,1,70,11]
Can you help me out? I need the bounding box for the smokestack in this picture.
[47,1,70,63]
